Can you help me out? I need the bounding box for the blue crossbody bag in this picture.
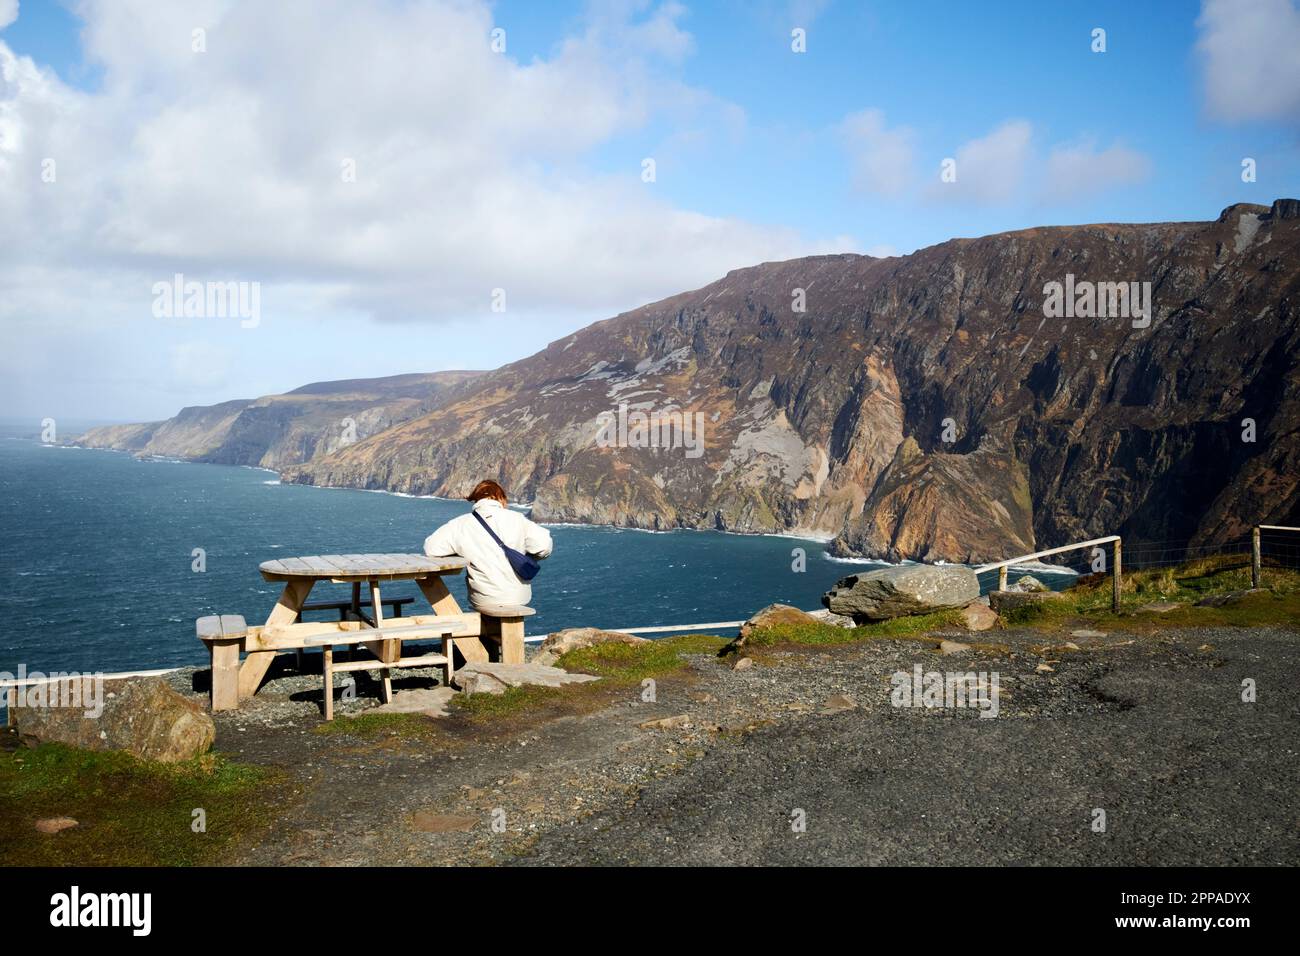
[473,511,541,581]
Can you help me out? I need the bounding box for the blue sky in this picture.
[1,0,1297,422]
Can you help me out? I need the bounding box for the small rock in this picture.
[959,603,999,631]
[1196,589,1262,608]
[819,694,858,715]
[1138,602,1182,613]
[371,687,457,717]
[1035,663,1055,673]
[639,714,692,731]
[808,608,857,629]
[532,627,649,667]
[939,639,970,655]
[740,604,822,639]
[732,657,754,671]
[411,812,477,833]
[35,817,78,834]
[1010,575,1050,593]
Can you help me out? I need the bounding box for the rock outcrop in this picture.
[14,676,215,763]
[452,662,600,695]
[823,565,981,622]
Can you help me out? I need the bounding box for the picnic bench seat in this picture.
[198,613,468,720]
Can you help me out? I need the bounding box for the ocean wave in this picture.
[821,553,898,566]
[1006,561,1079,577]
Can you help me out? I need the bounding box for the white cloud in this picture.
[930,120,1033,205]
[1042,140,1151,201]
[0,0,854,418]
[0,1,848,328]
[841,108,916,198]
[1196,0,1300,122]
[0,1,16,32]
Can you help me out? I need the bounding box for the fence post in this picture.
[998,566,1008,591]
[1111,537,1122,613]
[1252,526,1261,589]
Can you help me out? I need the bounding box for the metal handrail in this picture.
[973,535,1122,611]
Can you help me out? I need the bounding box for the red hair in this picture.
[466,480,508,505]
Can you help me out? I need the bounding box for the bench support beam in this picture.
[239,578,313,700]
[418,576,489,674]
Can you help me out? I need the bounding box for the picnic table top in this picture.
[259,553,468,582]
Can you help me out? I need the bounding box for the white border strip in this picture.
[0,667,180,690]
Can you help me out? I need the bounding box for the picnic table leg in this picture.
[210,640,242,711]
[322,646,335,721]
[416,576,489,679]
[371,578,394,704]
[239,578,313,700]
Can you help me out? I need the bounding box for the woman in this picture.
[423,479,553,610]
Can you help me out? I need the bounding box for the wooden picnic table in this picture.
[204,553,515,713]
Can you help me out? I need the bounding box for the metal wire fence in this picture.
[974,526,1300,588]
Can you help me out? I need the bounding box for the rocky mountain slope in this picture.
[279,200,1300,562]
[75,371,483,471]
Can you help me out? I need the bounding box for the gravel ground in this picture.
[182,624,1299,866]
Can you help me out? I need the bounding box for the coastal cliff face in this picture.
[75,371,483,471]
[278,200,1300,562]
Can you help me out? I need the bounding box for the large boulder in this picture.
[532,627,648,667]
[823,565,980,622]
[14,676,215,763]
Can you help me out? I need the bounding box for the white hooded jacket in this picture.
[422,498,553,609]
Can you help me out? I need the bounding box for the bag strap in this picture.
[472,510,511,554]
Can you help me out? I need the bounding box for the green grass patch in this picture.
[1002,556,1300,632]
[0,743,283,866]
[556,633,730,681]
[453,683,579,721]
[734,609,968,651]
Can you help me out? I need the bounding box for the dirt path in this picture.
[187,624,1300,866]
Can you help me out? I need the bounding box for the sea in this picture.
[0,429,1074,677]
